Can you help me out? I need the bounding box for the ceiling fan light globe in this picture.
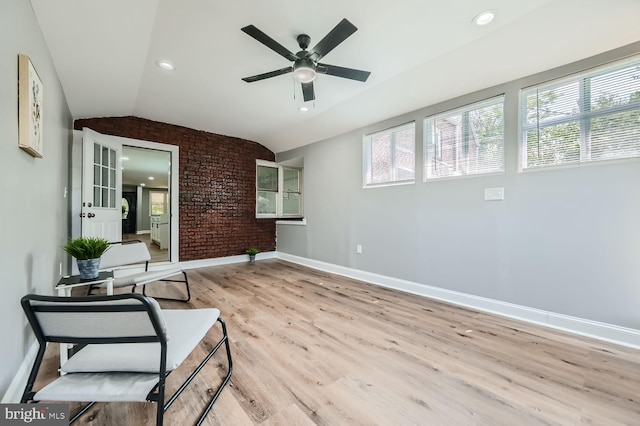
[294,67,316,83]
[293,58,317,83]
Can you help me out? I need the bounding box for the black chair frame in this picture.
[88,240,191,302]
[20,293,232,426]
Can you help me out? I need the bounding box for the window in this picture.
[424,96,505,180]
[520,57,640,170]
[257,164,278,215]
[282,168,302,216]
[256,161,303,218]
[363,122,415,187]
[150,191,168,215]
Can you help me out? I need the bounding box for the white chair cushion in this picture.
[32,297,167,341]
[34,372,160,402]
[61,308,220,373]
[100,242,150,270]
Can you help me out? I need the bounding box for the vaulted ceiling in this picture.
[30,0,640,153]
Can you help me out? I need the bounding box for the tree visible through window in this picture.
[521,57,640,170]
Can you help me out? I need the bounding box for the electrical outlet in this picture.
[484,187,504,201]
[356,244,362,254]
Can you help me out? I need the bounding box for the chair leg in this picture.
[142,271,191,302]
[163,317,233,425]
[70,402,97,424]
[195,318,233,426]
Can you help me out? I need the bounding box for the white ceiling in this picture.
[30,0,640,154]
[122,146,170,189]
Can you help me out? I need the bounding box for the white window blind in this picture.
[363,122,415,187]
[521,57,640,170]
[424,96,504,180]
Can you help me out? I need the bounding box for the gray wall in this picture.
[277,42,640,330]
[0,1,72,396]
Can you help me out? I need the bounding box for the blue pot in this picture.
[77,258,101,280]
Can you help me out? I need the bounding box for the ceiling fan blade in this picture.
[317,63,371,82]
[301,82,315,102]
[241,25,298,62]
[242,67,293,83]
[308,18,357,62]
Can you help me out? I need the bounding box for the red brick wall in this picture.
[74,116,276,261]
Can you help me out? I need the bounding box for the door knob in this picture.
[87,213,95,218]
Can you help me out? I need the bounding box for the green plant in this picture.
[63,237,110,260]
[245,247,260,256]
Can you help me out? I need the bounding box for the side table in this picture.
[55,270,115,368]
[56,270,114,297]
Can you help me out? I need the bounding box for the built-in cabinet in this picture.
[150,214,169,249]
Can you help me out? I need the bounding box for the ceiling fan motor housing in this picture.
[297,34,311,50]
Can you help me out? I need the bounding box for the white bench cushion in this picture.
[109,267,184,288]
[61,308,220,374]
[34,372,160,402]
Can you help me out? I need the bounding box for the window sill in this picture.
[276,218,306,226]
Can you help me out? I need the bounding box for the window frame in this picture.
[149,190,168,216]
[256,160,304,219]
[362,121,416,188]
[518,55,640,171]
[424,95,505,181]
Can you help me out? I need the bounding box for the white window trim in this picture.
[149,190,169,216]
[256,160,304,218]
[518,55,640,172]
[424,95,505,181]
[363,121,416,188]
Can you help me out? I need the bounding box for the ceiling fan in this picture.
[241,18,371,102]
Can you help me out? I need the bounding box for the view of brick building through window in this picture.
[366,123,415,186]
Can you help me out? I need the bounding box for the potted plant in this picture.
[246,247,260,263]
[63,237,110,280]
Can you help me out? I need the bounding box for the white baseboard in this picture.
[179,251,277,270]
[2,341,39,403]
[136,230,151,235]
[276,252,640,350]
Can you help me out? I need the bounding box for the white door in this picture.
[81,129,122,242]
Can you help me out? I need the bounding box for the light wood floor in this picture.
[35,260,640,425]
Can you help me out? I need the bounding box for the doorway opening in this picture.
[121,146,171,263]
[74,128,179,265]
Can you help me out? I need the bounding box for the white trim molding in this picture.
[179,251,277,270]
[2,341,39,403]
[276,252,640,350]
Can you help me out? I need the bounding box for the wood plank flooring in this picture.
[34,260,640,425]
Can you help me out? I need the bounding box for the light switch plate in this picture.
[484,187,504,201]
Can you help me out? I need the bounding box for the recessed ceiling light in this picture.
[148,176,155,180]
[474,10,496,26]
[298,106,309,112]
[140,183,146,187]
[156,60,175,71]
